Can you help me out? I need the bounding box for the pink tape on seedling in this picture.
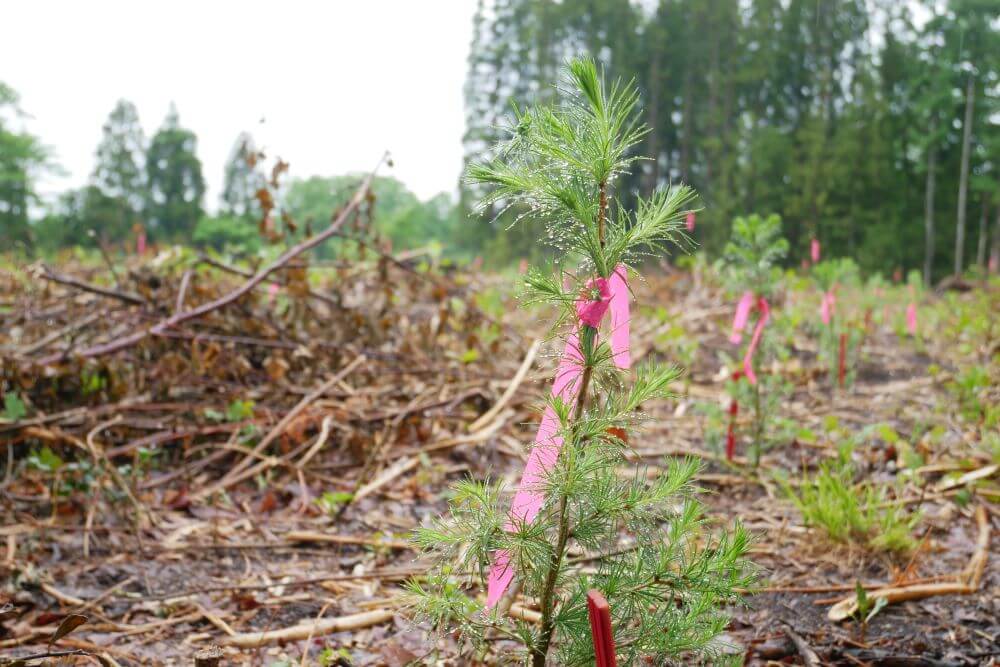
[730,291,754,344]
[820,290,836,325]
[743,297,770,385]
[268,282,280,305]
[486,266,630,608]
[137,231,147,256]
[906,303,917,335]
[608,266,631,369]
[686,212,696,232]
[811,238,821,263]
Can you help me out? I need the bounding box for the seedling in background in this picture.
[811,258,861,389]
[407,58,752,666]
[853,581,887,643]
[722,213,789,466]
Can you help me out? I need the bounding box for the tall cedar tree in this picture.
[408,59,752,666]
[91,99,146,219]
[145,104,205,240]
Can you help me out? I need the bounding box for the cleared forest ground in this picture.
[0,253,997,666]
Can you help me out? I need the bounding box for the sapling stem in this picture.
[752,376,763,467]
[536,210,604,665]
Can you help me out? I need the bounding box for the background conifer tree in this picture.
[91,99,146,219]
[145,104,205,240]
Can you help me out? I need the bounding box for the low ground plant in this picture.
[778,445,921,555]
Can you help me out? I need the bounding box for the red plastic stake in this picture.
[838,332,847,388]
[586,590,616,667]
[726,371,742,461]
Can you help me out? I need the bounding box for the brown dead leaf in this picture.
[49,613,87,644]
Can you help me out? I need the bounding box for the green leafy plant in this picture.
[406,58,752,666]
[315,491,354,516]
[204,399,256,423]
[722,214,789,466]
[852,581,887,642]
[778,446,921,555]
[317,646,353,666]
[947,366,998,428]
[2,392,27,422]
[27,446,64,473]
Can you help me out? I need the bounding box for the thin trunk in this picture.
[991,202,1000,274]
[644,42,661,197]
[954,75,975,276]
[976,199,988,268]
[533,181,608,666]
[680,69,692,183]
[924,141,936,287]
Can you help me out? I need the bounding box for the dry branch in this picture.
[222,609,395,648]
[467,338,539,432]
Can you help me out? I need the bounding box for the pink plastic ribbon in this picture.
[906,303,917,335]
[686,211,696,232]
[742,297,770,385]
[811,238,820,263]
[730,291,754,344]
[137,231,147,256]
[267,282,280,305]
[486,265,631,607]
[820,290,836,325]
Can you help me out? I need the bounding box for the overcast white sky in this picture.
[1,1,476,209]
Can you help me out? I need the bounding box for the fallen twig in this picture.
[467,339,539,432]
[222,609,395,648]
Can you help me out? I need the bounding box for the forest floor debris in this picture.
[0,253,997,665]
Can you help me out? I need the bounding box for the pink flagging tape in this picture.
[608,265,631,369]
[906,302,917,335]
[820,290,836,325]
[742,297,770,385]
[486,266,631,608]
[811,238,821,263]
[730,291,755,344]
[686,211,696,232]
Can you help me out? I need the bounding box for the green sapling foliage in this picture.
[407,58,752,666]
[722,214,789,467]
[812,258,861,389]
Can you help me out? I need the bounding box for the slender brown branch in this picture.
[38,265,145,306]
